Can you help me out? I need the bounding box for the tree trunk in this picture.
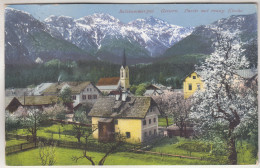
[179,126,183,137]
[228,136,237,165]
[227,121,239,165]
[165,116,169,127]
[77,135,81,143]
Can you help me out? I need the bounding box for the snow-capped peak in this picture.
[44,13,193,57]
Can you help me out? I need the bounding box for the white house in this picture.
[43,81,101,107]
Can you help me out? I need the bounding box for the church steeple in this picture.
[122,49,126,68]
[120,49,130,90]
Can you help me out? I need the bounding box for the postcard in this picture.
[3,2,258,167]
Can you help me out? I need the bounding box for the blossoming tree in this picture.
[190,31,257,164]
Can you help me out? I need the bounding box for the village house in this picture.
[96,77,121,94]
[42,81,101,107]
[183,68,257,99]
[96,50,130,94]
[144,84,174,96]
[5,95,59,116]
[88,92,161,144]
[183,72,204,99]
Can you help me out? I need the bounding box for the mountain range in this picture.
[5,7,257,65]
[162,13,257,61]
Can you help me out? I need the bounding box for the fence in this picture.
[6,134,140,155]
[6,142,36,155]
[6,135,207,161]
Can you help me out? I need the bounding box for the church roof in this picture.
[88,96,158,119]
[96,77,120,86]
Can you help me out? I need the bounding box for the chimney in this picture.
[122,91,128,101]
[116,94,120,101]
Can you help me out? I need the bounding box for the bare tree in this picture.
[170,93,192,137]
[20,107,47,143]
[72,127,126,165]
[152,92,177,127]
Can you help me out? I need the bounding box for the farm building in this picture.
[42,81,101,107]
[5,95,59,116]
[88,92,161,144]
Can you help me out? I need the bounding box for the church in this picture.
[96,50,130,93]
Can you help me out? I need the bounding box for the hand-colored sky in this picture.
[8,3,257,27]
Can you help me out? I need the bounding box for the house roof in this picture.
[182,68,258,82]
[5,97,22,112]
[18,95,59,106]
[43,81,92,94]
[96,77,120,86]
[235,69,257,79]
[88,96,156,119]
[29,83,53,95]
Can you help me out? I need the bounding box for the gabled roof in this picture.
[18,95,59,106]
[5,97,22,112]
[30,83,53,95]
[182,68,258,82]
[235,69,257,79]
[43,81,93,94]
[96,77,120,86]
[88,96,157,119]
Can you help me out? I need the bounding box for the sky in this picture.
[8,3,257,27]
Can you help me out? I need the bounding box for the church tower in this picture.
[120,49,130,90]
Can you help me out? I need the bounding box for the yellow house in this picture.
[88,94,160,144]
[183,72,204,99]
[183,69,257,99]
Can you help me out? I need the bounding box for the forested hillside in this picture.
[5,59,193,89]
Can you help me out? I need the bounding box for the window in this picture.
[72,95,76,100]
[143,120,146,126]
[126,72,128,78]
[153,118,156,123]
[188,84,192,90]
[154,129,157,135]
[88,95,92,99]
[93,95,97,99]
[193,76,196,79]
[149,119,151,124]
[90,88,92,92]
[197,84,201,90]
[144,132,147,137]
[126,132,131,138]
[149,131,152,136]
[87,88,89,91]
[114,119,118,125]
[82,95,86,100]
[121,72,123,78]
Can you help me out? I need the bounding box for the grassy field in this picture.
[6,139,28,147]
[151,137,209,157]
[6,123,257,165]
[6,147,212,166]
[150,137,257,165]
[8,123,92,143]
[158,117,173,127]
